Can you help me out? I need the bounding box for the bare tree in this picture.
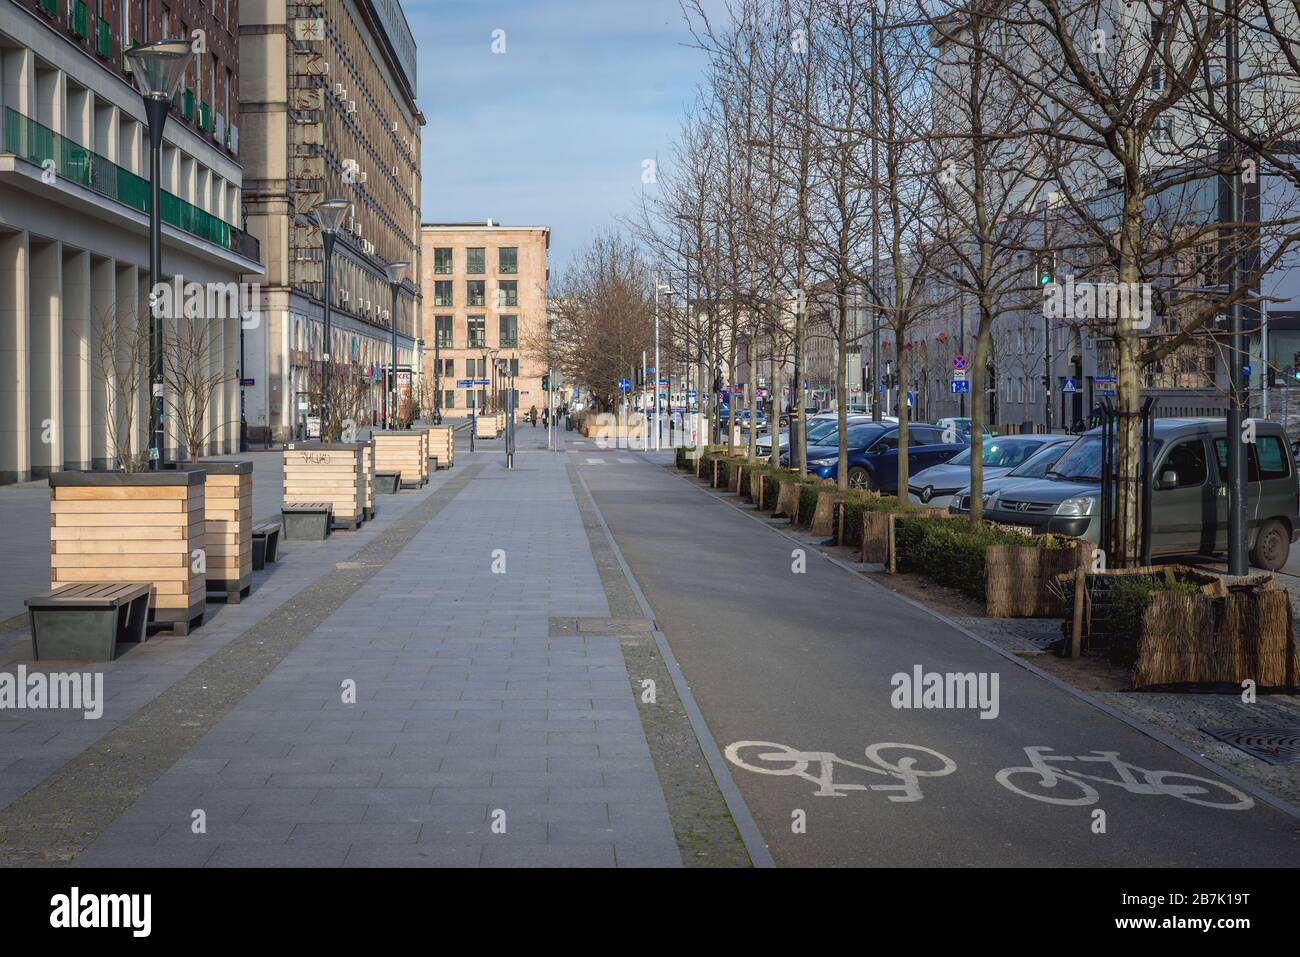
[162,316,238,461]
[92,298,150,471]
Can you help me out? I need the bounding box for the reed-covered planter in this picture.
[198,460,253,602]
[985,538,1090,618]
[774,479,803,521]
[807,488,845,537]
[284,442,366,528]
[49,469,207,634]
[372,430,427,489]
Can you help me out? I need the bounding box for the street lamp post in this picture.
[310,198,351,440]
[383,260,409,430]
[125,39,195,469]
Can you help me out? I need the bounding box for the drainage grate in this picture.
[1200,726,1300,766]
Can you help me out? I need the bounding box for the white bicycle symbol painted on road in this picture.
[724,741,957,801]
[995,747,1254,810]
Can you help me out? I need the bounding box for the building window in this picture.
[468,315,485,348]
[466,280,486,306]
[497,281,518,307]
[435,315,453,348]
[443,390,455,409]
[467,247,485,274]
[498,314,518,348]
[434,247,453,274]
[510,358,519,376]
[475,389,487,409]
[434,280,453,306]
[499,247,518,274]
[464,358,476,377]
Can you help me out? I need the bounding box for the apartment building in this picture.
[239,0,422,443]
[0,0,260,482]
[419,222,549,419]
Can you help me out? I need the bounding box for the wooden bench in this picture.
[375,471,401,494]
[281,503,332,541]
[252,521,281,570]
[26,582,151,661]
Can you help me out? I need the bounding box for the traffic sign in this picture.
[1060,377,1079,393]
[950,380,970,395]
[952,354,968,371]
[618,377,630,393]
[952,369,966,381]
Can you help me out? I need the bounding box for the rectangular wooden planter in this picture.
[49,469,207,634]
[427,425,455,468]
[283,442,365,528]
[808,490,844,538]
[198,460,253,602]
[372,430,427,488]
[475,415,497,440]
[774,479,802,521]
[360,439,376,519]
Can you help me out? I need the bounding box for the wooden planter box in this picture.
[728,460,744,493]
[984,540,1089,618]
[428,425,454,468]
[808,490,845,538]
[862,508,912,563]
[49,469,207,635]
[359,439,375,519]
[198,460,253,603]
[283,442,365,528]
[749,469,766,508]
[372,430,427,488]
[475,415,497,440]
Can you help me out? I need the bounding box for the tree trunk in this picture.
[836,286,849,490]
[969,319,994,521]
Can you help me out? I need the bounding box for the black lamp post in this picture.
[383,260,409,429]
[125,39,194,469]
[310,198,351,439]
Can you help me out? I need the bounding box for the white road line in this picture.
[618,458,637,464]
[585,458,604,465]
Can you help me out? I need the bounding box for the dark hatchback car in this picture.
[783,421,967,493]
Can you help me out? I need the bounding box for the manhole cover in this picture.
[1200,726,1300,765]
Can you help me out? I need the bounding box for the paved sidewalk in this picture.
[68,429,681,866]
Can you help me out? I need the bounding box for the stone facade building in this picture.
[419,222,550,420]
[239,0,422,442]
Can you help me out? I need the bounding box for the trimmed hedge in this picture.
[838,490,923,547]
[894,516,1065,602]
[796,477,835,527]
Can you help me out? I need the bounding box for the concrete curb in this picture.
[573,466,777,868]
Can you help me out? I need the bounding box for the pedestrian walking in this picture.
[541,408,549,429]
[529,404,538,427]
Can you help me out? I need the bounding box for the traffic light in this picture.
[1293,352,1300,381]
[541,374,549,391]
[1037,253,1055,286]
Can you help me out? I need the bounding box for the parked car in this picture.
[980,418,1299,570]
[784,421,967,492]
[949,436,1078,513]
[907,434,1071,509]
[757,412,843,456]
[936,416,996,440]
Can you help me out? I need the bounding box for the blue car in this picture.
[785,421,967,492]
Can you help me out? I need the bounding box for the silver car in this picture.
[908,434,1073,510]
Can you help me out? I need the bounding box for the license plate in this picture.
[997,523,1035,536]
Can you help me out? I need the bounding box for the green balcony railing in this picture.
[95,18,110,58]
[181,89,194,121]
[70,0,87,38]
[197,101,209,131]
[2,106,233,251]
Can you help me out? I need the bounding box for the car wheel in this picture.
[1249,519,1290,571]
[847,467,874,491]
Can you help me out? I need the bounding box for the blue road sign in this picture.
[1060,377,1079,393]
[950,380,970,395]
[687,389,698,399]
[618,377,631,393]
[1242,365,1252,378]
[455,379,473,388]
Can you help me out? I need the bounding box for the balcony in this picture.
[181,89,194,121]
[2,107,248,256]
[95,18,110,58]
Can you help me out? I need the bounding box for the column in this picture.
[29,239,63,479]
[0,230,30,483]
[62,247,92,470]
[90,257,116,468]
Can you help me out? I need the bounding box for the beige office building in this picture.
[419,222,549,419]
[239,0,423,442]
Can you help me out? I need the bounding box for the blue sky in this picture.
[404,0,721,271]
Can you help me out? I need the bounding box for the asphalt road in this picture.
[577,449,1300,867]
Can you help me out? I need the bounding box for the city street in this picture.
[0,422,1294,868]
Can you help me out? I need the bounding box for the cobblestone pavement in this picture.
[0,423,684,867]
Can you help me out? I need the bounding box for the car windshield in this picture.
[1008,440,1072,478]
[944,439,1046,468]
[806,420,840,442]
[1046,435,1163,481]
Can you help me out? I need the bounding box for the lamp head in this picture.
[384,260,409,285]
[311,198,352,234]
[125,39,195,101]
